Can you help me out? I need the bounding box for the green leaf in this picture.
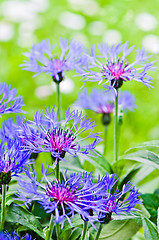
[6,204,44,239]
[120,150,159,169]
[142,216,159,240]
[98,219,140,240]
[126,140,159,152]
[141,193,159,225]
[87,150,112,174]
[157,208,159,235]
[69,228,81,240]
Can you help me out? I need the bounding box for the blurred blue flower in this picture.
[0,137,31,184]
[20,38,85,83]
[18,106,101,163]
[76,88,136,114]
[76,42,155,92]
[0,83,25,116]
[0,230,35,240]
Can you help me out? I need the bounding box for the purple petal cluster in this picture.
[0,83,25,116]
[76,42,155,91]
[76,88,136,114]
[98,175,141,221]
[16,165,106,228]
[20,38,85,82]
[16,166,141,228]
[18,106,101,162]
[0,137,31,180]
[0,230,35,240]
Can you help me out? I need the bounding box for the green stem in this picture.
[95,223,103,240]
[56,223,61,240]
[45,214,54,240]
[56,160,60,181]
[81,221,88,240]
[114,89,119,163]
[0,184,7,230]
[56,82,61,122]
[103,126,108,156]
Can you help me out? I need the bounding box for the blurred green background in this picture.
[0,0,159,160]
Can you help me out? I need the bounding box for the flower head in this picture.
[20,38,85,83]
[0,230,35,240]
[76,42,155,92]
[0,83,25,116]
[76,88,136,125]
[16,165,106,228]
[98,175,141,222]
[0,137,31,184]
[16,166,141,228]
[18,106,101,163]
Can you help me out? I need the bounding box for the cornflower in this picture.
[0,230,35,239]
[20,38,85,83]
[16,165,106,229]
[0,137,31,185]
[18,106,101,163]
[0,82,25,116]
[97,174,141,223]
[76,88,136,126]
[76,42,155,92]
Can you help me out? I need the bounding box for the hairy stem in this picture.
[45,214,54,240]
[95,223,103,240]
[81,221,88,240]
[0,184,7,230]
[114,89,119,162]
[103,126,108,156]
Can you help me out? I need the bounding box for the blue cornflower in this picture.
[0,83,25,116]
[76,42,155,92]
[0,116,24,141]
[16,165,106,228]
[18,106,101,162]
[0,230,35,240]
[0,137,31,184]
[98,174,141,222]
[76,88,136,114]
[76,88,136,125]
[20,38,85,83]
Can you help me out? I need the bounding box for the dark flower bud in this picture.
[102,113,111,126]
[111,78,123,89]
[0,171,11,185]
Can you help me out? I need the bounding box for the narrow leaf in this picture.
[142,216,159,240]
[121,150,159,169]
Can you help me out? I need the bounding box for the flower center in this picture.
[105,200,116,212]
[45,128,77,153]
[102,59,130,89]
[46,183,77,203]
[52,59,66,83]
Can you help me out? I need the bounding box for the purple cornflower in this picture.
[0,82,25,116]
[0,137,31,184]
[16,165,106,228]
[98,174,141,222]
[18,106,101,162]
[76,42,155,92]
[20,38,85,83]
[0,116,25,141]
[0,230,35,240]
[76,88,136,125]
